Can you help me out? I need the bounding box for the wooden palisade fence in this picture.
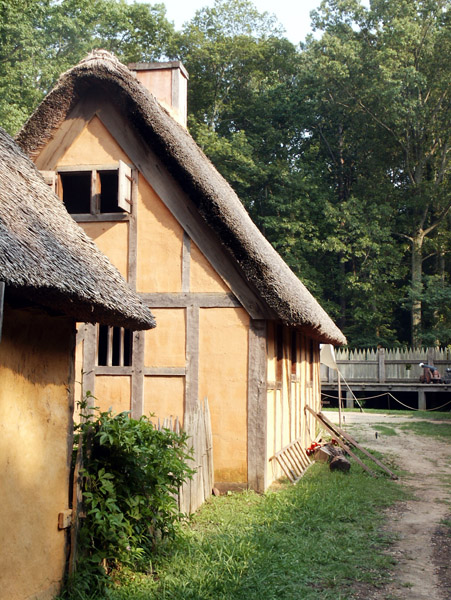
[158,398,213,515]
[321,347,451,384]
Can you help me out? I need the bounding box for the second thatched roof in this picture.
[1,126,155,330]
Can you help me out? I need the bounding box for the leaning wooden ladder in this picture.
[270,438,313,483]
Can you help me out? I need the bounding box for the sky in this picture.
[160,0,323,45]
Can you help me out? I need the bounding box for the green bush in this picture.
[66,399,193,595]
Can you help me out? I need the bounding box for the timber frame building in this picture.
[18,51,346,493]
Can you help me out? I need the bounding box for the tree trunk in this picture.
[411,232,425,346]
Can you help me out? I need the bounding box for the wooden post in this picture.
[418,389,427,410]
[0,281,4,343]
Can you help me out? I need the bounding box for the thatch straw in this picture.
[1,127,155,330]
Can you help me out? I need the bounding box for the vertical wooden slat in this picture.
[119,327,125,367]
[131,331,145,419]
[91,169,98,214]
[106,327,113,367]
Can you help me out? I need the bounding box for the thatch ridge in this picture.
[1,126,155,330]
[18,51,345,344]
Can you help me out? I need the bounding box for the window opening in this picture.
[97,325,133,367]
[60,172,91,214]
[99,170,120,213]
[54,161,132,216]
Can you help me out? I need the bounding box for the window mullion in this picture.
[107,327,114,367]
[91,170,99,214]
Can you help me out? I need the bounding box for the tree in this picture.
[304,0,450,345]
[0,0,174,134]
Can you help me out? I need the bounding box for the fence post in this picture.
[427,347,435,366]
[378,348,386,383]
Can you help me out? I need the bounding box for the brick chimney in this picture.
[128,61,189,128]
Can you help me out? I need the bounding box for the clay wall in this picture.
[0,305,74,600]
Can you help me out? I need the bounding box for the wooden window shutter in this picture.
[118,160,132,213]
[40,170,57,194]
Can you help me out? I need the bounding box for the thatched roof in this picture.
[17,51,345,345]
[0,127,155,330]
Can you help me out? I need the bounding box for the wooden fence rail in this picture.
[321,347,451,384]
[158,398,213,515]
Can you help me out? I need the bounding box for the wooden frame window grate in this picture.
[97,325,133,367]
[41,161,132,216]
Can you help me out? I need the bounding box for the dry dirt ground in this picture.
[327,411,451,600]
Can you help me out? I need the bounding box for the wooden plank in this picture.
[118,160,132,213]
[305,406,377,477]
[182,233,191,293]
[131,330,145,419]
[247,319,268,493]
[106,326,113,367]
[317,411,398,479]
[82,323,97,403]
[185,306,199,414]
[127,169,139,289]
[57,163,119,172]
[143,367,186,376]
[0,281,4,343]
[139,292,242,308]
[94,366,134,375]
[97,102,271,320]
[68,433,84,575]
[72,213,130,223]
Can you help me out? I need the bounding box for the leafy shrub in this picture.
[66,399,193,595]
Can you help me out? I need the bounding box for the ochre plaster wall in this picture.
[190,242,230,293]
[58,116,131,166]
[0,305,74,600]
[143,376,185,425]
[199,308,249,485]
[144,308,186,367]
[95,376,131,414]
[137,175,183,293]
[82,222,129,279]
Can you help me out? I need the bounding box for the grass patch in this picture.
[372,425,398,437]
[97,462,407,600]
[399,421,451,441]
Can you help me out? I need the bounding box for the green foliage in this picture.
[65,399,193,595]
[100,463,406,599]
[0,0,174,134]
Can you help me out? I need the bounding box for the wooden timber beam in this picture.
[305,406,377,477]
[305,406,398,479]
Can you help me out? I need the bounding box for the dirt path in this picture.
[327,411,451,600]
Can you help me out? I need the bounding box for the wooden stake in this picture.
[317,411,398,480]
